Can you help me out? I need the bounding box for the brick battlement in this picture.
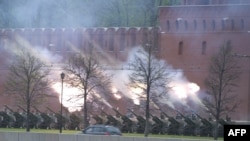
[0,27,159,56]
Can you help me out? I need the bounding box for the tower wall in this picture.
[158,3,250,120]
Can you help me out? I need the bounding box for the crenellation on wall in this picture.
[159,4,250,33]
[1,24,246,57]
[180,0,250,5]
[127,27,137,47]
[0,27,159,54]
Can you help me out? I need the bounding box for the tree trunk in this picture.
[144,44,151,137]
[144,76,151,137]
[83,91,88,129]
[144,96,150,137]
[26,100,30,132]
[213,120,219,140]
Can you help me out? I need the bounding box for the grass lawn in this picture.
[0,128,223,140]
[0,128,77,134]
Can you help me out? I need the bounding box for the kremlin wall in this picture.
[0,0,250,123]
[158,1,250,121]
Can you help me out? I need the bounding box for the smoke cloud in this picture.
[1,33,203,113]
[105,46,203,112]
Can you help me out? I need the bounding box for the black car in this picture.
[81,124,122,136]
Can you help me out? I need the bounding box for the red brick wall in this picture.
[1,3,250,121]
[158,4,250,120]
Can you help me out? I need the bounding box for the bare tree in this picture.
[128,43,173,137]
[64,50,111,129]
[4,49,51,132]
[203,41,241,140]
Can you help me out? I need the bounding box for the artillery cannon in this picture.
[0,105,17,128]
[0,111,12,128]
[194,112,213,136]
[92,114,104,124]
[90,111,106,124]
[101,110,122,129]
[175,110,201,136]
[46,107,68,129]
[150,113,168,134]
[127,109,147,133]
[161,112,183,135]
[33,107,53,129]
[3,105,24,128]
[112,108,137,133]
[68,113,81,130]
[17,105,39,129]
[217,118,232,137]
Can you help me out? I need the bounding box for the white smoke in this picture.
[162,70,202,109]
[2,35,62,66]
[2,34,203,112]
[109,46,203,111]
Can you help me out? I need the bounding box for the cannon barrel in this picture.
[101,110,114,121]
[175,110,202,136]
[33,106,52,129]
[0,111,12,128]
[101,110,121,128]
[112,108,136,133]
[112,108,133,123]
[194,112,212,127]
[93,115,104,124]
[176,110,196,126]
[161,112,180,125]
[127,109,138,117]
[150,113,168,134]
[90,111,104,124]
[127,109,146,133]
[18,105,39,129]
[0,105,17,128]
[4,105,26,128]
[46,107,68,129]
[17,105,27,112]
[127,109,145,122]
[150,113,163,125]
[160,111,183,135]
[112,108,122,117]
[194,112,213,136]
[4,105,15,113]
[219,118,230,125]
